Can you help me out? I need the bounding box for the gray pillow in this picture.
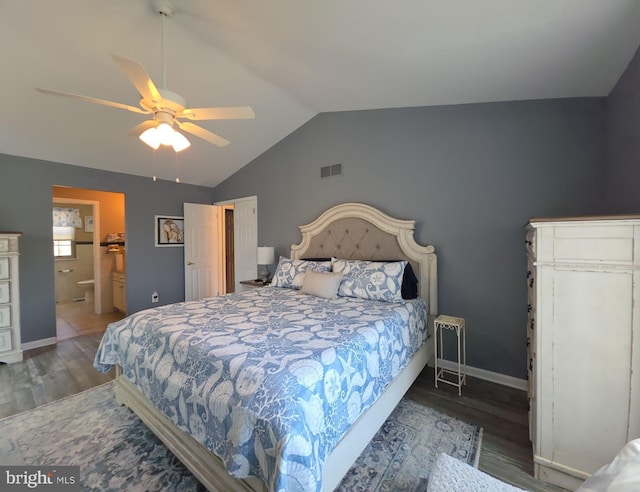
[300,271,343,299]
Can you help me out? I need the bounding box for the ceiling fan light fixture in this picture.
[139,123,190,152]
[139,127,161,150]
[171,130,191,152]
[156,122,174,142]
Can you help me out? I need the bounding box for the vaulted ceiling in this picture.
[3,0,640,187]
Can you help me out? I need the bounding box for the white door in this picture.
[231,197,258,292]
[184,203,221,301]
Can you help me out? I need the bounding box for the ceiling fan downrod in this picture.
[153,0,175,90]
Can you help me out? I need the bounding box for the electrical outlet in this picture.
[152,291,159,303]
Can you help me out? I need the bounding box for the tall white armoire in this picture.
[526,217,640,489]
[0,232,22,364]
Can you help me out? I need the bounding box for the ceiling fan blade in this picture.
[128,120,157,137]
[177,121,230,147]
[180,106,255,121]
[111,54,162,103]
[36,88,150,114]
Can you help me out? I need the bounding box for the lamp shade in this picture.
[257,246,275,265]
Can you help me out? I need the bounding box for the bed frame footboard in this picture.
[114,339,432,492]
[114,368,265,492]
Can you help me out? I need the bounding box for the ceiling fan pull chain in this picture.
[152,148,158,181]
[174,150,181,183]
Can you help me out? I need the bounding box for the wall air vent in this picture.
[321,163,342,178]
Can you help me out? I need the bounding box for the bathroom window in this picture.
[53,239,75,258]
[53,226,76,259]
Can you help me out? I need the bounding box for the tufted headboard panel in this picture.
[295,217,419,276]
[290,203,438,314]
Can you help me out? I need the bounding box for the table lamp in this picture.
[257,246,275,283]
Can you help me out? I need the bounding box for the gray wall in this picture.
[0,154,213,344]
[2,92,622,378]
[213,99,606,379]
[605,45,640,212]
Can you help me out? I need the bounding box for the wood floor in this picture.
[0,332,567,492]
[0,333,115,419]
[408,371,567,491]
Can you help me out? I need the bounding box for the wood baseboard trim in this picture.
[22,337,57,351]
[431,358,527,391]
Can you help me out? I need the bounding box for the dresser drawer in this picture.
[0,328,11,352]
[0,305,11,328]
[0,281,9,304]
[553,225,635,264]
[0,257,8,280]
[525,229,536,257]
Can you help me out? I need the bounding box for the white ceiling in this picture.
[3,0,640,187]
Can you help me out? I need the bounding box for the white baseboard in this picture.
[431,358,527,391]
[22,337,57,351]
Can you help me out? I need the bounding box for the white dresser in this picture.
[0,232,22,364]
[526,217,640,489]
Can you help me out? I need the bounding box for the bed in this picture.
[94,202,438,491]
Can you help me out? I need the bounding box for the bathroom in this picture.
[52,186,126,340]
[53,202,95,303]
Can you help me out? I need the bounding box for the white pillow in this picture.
[576,438,640,492]
[300,271,343,299]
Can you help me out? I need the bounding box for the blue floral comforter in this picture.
[94,287,428,492]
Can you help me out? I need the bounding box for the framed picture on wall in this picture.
[84,216,94,232]
[155,215,184,247]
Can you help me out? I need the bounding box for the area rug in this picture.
[0,383,482,491]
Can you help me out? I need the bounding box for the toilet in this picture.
[77,279,94,302]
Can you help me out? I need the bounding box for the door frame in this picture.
[223,207,235,293]
[214,196,258,294]
[52,197,102,314]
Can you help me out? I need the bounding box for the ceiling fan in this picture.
[37,0,254,152]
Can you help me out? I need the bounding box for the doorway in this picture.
[224,208,235,293]
[214,196,258,294]
[52,186,126,340]
[183,196,257,299]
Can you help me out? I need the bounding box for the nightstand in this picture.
[434,314,466,395]
[239,279,270,292]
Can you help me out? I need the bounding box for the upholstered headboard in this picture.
[290,203,438,314]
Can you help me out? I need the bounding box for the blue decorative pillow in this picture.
[270,257,332,289]
[305,257,418,299]
[331,258,407,303]
[401,262,419,299]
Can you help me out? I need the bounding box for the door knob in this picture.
[187,261,195,265]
